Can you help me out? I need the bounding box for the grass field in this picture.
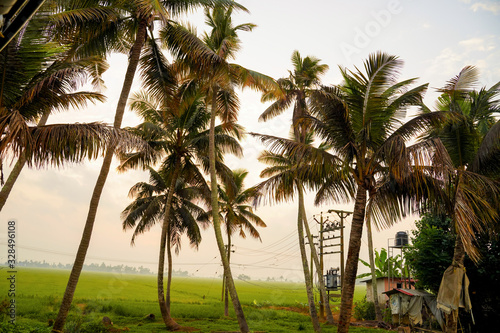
[1,268,388,333]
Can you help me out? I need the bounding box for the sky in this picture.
[1,0,500,283]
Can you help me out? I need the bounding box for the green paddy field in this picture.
[0,268,389,333]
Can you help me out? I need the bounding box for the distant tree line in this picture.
[6,260,154,275]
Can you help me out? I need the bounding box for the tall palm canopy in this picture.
[160,5,279,332]
[254,129,338,329]
[254,52,448,333]
[217,168,265,316]
[117,49,243,328]
[257,51,332,330]
[0,5,146,212]
[50,1,246,332]
[417,66,500,333]
[419,66,500,262]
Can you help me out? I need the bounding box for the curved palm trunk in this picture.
[209,92,249,332]
[52,19,149,333]
[158,161,181,330]
[224,232,231,317]
[298,184,322,332]
[338,187,367,333]
[366,218,383,321]
[0,152,26,211]
[302,210,335,324]
[0,111,50,211]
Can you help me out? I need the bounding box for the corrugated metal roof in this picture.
[383,288,434,297]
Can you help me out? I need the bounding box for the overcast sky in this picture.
[1,0,499,282]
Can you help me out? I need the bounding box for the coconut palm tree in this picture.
[122,167,209,329]
[50,1,243,331]
[254,130,334,332]
[419,67,500,333]
[0,4,120,212]
[259,50,334,327]
[117,58,242,329]
[255,52,449,333]
[217,169,266,316]
[163,5,278,331]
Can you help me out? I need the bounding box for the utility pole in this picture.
[327,209,352,288]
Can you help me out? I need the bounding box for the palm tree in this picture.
[50,1,242,331]
[122,167,209,329]
[217,169,266,316]
[117,60,242,329]
[163,5,279,331]
[254,130,330,332]
[420,67,500,333]
[255,52,447,333]
[259,50,334,327]
[0,4,122,211]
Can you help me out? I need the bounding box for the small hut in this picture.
[362,277,416,304]
[383,288,444,331]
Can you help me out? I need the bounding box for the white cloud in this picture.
[470,1,500,14]
[459,37,496,51]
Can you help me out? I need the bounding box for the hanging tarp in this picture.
[407,295,424,325]
[436,265,472,314]
[424,295,445,330]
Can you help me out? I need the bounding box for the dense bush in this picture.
[406,213,500,333]
[353,296,376,321]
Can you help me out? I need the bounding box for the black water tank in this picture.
[395,231,408,247]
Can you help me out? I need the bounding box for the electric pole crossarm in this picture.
[322,243,341,248]
[323,251,342,255]
[322,236,341,240]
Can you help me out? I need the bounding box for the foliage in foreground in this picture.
[406,213,500,333]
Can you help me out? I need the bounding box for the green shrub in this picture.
[353,296,376,320]
[64,317,83,333]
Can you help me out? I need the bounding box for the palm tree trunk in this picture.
[0,111,50,211]
[338,187,367,333]
[302,208,335,324]
[209,91,249,333]
[298,184,322,332]
[51,19,149,333]
[224,233,231,317]
[366,218,383,321]
[443,236,465,333]
[0,152,26,211]
[158,161,181,330]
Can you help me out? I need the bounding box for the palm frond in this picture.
[437,66,479,96]
[472,120,500,176]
